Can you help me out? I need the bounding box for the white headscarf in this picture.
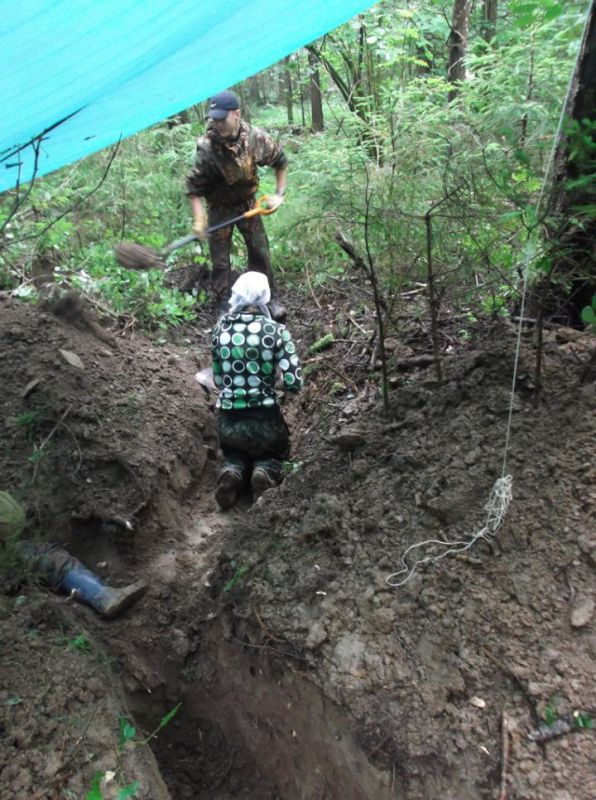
[228,271,271,317]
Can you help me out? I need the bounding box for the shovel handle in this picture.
[205,196,275,235]
[165,233,199,254]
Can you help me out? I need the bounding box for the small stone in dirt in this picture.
[389,454,410,472]
[577,532,596,568]
[464,447,482,466]
[331,429,366,452]
[370,607,396,634]
[570,595,595,629]
[305,622,328,650]
[351,459,367,480]
[170,628,191,658]
[333,633,366,674]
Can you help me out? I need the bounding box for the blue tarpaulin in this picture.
[0,0,372,193]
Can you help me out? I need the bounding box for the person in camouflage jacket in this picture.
[211,271,302,510]
[186,90,288,319]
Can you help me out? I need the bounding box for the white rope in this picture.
[386,476,513,587]
[386,3,593,588]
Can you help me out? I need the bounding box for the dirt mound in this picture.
[202,320,596,799]
[0,292,215,542]
[0,292,215,798]
[1,290,595,799]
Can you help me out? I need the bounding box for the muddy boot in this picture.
[215,466,244,510]
[267,299,287,323]
[97,580,148,619]
[251,466,276,502]
[60,562,148,619]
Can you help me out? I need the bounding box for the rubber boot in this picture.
[251,465,276,502]
[60,561,147,619]
[215,466,244,511]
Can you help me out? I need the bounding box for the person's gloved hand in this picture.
[192,216,208,238]
[267,192,285,212]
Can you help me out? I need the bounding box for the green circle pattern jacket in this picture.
[212,313,303,411]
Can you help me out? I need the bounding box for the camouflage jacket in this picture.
[186,121,288,209]
[212,312,302,411]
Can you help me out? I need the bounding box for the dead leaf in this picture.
[59,349,84,370]
[21,377,40,398]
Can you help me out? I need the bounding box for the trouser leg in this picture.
[237,214,275,291]
[21,543,147,618]
[216,425,252,510]
[207,215,234,303]
[219,449,251,480]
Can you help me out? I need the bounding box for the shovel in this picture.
[115,196,274,270]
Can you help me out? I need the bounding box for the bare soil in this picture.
[1,287,595,800]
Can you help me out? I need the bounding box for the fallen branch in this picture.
[499,710,512,800]
[396,354,437,371]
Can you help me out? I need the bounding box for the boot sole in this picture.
[251,471,275,501]
[215,472,243,510]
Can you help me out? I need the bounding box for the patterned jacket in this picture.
[212,312,302,411]
[186,121,288,209]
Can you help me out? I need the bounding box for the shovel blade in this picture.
[115,243,165,270]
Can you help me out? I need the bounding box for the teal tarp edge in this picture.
[0,0,373,193]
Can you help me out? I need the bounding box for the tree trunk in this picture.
[296,52,307,127]
[248,76,262,105]
[482,0,498,44]
[308,49,324,132]
[447,0,471,101]
[543,1,596,326]
[283,56,294,126]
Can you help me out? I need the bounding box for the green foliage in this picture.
[0,0,590,333]
[13,410,42,442]
[84,704,180,799]
[581,294,596,330]
[544,698,559,726]
[1,122,198,331]
[6,696,24,706]
[309,333,335,353]
[64,249,197,329]
[573,711,593,730]
[67,633,92,652]
[282,459,303,474]
[85,772,104,800]
[118,717,137,751]
[224,562,250,592]
[27,443,48,465]
[118,783,141,800]
[153,703,182,736]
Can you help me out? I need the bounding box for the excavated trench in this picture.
[82,433,404,800]
[124,621,400,799]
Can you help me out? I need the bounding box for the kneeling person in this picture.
[212,272,302,510]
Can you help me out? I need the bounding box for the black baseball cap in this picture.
[207,90,240,120]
